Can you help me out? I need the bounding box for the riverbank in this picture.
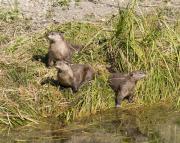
[0,0,179,128]
[1,104,180,143]
[0,0,179,31]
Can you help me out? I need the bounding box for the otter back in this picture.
[56,62,95,92]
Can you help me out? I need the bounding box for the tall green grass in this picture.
[105,1,180,104]
[0,1,179,128]
[0,20,113,127]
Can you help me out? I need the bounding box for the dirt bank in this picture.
[0,0,179,30]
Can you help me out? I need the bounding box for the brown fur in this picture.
[108,71,146,107]
[55,61,95,92]
[47,32,81,67]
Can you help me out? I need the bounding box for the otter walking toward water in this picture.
[108,71,146,107]
[55,61,95,92]
[47,32,81,67]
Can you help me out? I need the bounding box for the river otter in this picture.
[108,71,146,107]
[47,32,81,67]
[55,61,95,92]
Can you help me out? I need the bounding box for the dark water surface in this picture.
[1,105,180,143]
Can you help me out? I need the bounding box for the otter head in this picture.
[55,61,71,72]
[129,71,146,81]
[47,32,64,43]
[55,61,74,77]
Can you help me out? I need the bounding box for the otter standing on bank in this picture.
[108,71,146,107]
[55,61,95,92]
[47,32,81,67]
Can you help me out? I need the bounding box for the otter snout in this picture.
[130,71,147,80]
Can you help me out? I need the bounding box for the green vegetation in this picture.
[0,8,21,22]
[0,1,179,128]
[107,2,180,105]
[0,0,20,22]
[57,0,71,7]
[57,0,81,7]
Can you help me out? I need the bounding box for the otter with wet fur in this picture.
[55,61,95,92]
[47,32,81,67]
[108,71,146,107]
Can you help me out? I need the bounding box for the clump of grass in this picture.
[0,19,113,127]
[0,34,9,45]
[59,73,113,122]
[57,0,71,7]
[0,1,179,128]
[105,1,180,104]
[57,0,82,8]
[0,8,21,22]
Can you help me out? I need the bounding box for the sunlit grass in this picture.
[105,1,180,104]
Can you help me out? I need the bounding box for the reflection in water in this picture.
[0,105,180,143]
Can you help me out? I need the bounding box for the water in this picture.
[0,105,180,143]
